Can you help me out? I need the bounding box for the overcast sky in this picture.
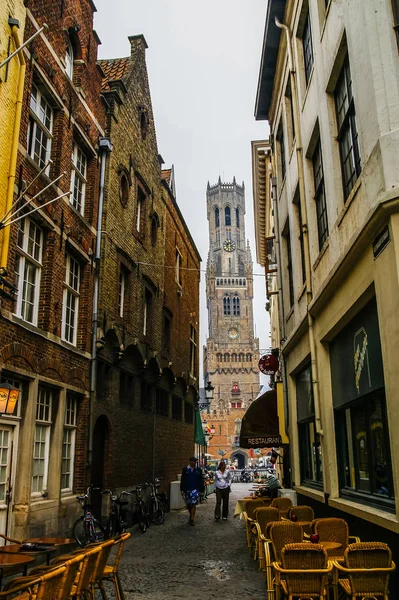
[94,0,271,384]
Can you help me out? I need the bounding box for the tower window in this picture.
[223,295,231,316]
[236,207,240,228]
[215,207,220,228]
[225,206,231,226]
[232,296,240,316]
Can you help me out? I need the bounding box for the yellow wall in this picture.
[0,0,26,257]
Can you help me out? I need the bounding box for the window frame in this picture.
[189,325,197,377]
[214,206,220,228]
[61,395,77,492]
[32,388,53,497]
[277,125,286,182]
[65,38,74,79]
[312,139,329,250]
[70,142,87,215]
[62,254,81,346]
[175,248,182,286]
[27,84,53,172]
[334,56,361,201]
[118,267,127,319]
[14,218,43,326]
[143,287,153,338]
[302,10,314,86]
[224,206,231,226]
[298,418,323,486]
[223,295,231,316]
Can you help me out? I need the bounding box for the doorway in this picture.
[231,451,246,469]
[0,425,14,540]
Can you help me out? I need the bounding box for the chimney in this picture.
[128,34,148,59]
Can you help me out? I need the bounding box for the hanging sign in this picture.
[258,354,279,375]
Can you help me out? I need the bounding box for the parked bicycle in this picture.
[102,489,133,537]
[133,484,150,533]
[73,485,106,546]
[148,477,167,525]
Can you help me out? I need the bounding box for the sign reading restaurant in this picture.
[242,435,282,448]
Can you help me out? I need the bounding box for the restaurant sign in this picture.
[241,435,282,448]
[258,354,279,375]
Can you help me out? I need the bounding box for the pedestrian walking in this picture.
[180,456,205,526]
[214,461,232,521]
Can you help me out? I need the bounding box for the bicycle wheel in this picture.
[150,499,165,525]
[135,503,147,533]
[73,516,105,546]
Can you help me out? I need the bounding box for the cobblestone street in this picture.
[118,483,265,599]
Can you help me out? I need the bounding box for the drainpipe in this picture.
[275,18,323,436]
[88,137,112,471]
[0,21,47,269]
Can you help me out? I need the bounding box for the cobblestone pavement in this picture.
[118,483,265,599]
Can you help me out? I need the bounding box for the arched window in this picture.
[225,206,231,226]
[239,353,244,362]
[214,207,220,228]
[232,353,237,362]
[224,353,229,362]
[217,353,222,363]
[236,207,240,228]
[65,37,74,79]
[232,296,240,316]
[246,353,252,362]
[223,295,231,316]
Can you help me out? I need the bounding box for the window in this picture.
[302,11,314,85]
[236,208,240,228]
[61,395,77,491]
[27,84,53,170]
[285,80,295,143]
[143,288,153,337]
[136,187,146,233]
[15,218,43,325]
[172,396,182,420]
[283,225,294,307]
[313,140,329,250]
[277,125,286,181]
[156,388,169,417]
[232,295,240,316]
[62,254,80,345]
[118,267,127,318]
[175,249,182,286]
[120,371,134,405]
[335,391,394,506]
[246,353,252,362]
[119,172,129,207]
[140,111,147,140]
[225,206,231,226]
[334,56,361,200]
[65,38,74,79]
[70,143,87,214]
[214,207,220,228]
[140,380,152,412]
[189,325,197,377]
[296,197,306,284]
[296,365,323,486]
[223,295,231,316]
[184,401,193,424]
[232,383,240,395]
[32,388,53,495]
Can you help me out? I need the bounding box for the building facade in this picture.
[254,0,399,567]
[203,178,260,466]
[92,38,200,502]
[0,0,105,538]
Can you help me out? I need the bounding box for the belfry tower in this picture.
[203,177,260,466]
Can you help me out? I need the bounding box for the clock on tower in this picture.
[223,239,236,252]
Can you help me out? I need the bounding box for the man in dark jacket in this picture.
[180,456,204,525]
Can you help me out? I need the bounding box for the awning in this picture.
[239,386,288,448]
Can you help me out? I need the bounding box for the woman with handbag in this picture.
[214,461,232,520]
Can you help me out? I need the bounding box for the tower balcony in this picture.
[215,277,246,287]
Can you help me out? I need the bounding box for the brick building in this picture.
[0,0,105,537]
[203,178,260,468]
[92,38,201,500]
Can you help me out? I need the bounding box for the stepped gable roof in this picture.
[98,57,130,91]
[161,168,172,186]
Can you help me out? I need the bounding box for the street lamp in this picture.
[0,382,19,416]
[198,380,215,412]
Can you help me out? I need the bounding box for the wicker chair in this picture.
[271,497,293,518]
[332,542,396,600]
[252,507,280,568]
[287,506,314,534]
[2,565,67,600]
[26,553,86,600]
[273,543,332,600]
[313,518,353,560]
[98,533,131,600]
[263,521,304,600]
[242,499,264,552]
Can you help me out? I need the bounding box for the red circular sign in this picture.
[258,354,279,375]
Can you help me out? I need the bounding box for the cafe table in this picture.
[0,543,57,566]
[0,553,34,588]
[318,541,342,556]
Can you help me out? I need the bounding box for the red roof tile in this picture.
[98,57,130,91]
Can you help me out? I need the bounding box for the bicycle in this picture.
[133,484,150,533]
[102,490,133,538]
[148,477,167,525]
[72,485,106,546]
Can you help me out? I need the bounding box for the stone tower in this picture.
[203,178,260,465]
